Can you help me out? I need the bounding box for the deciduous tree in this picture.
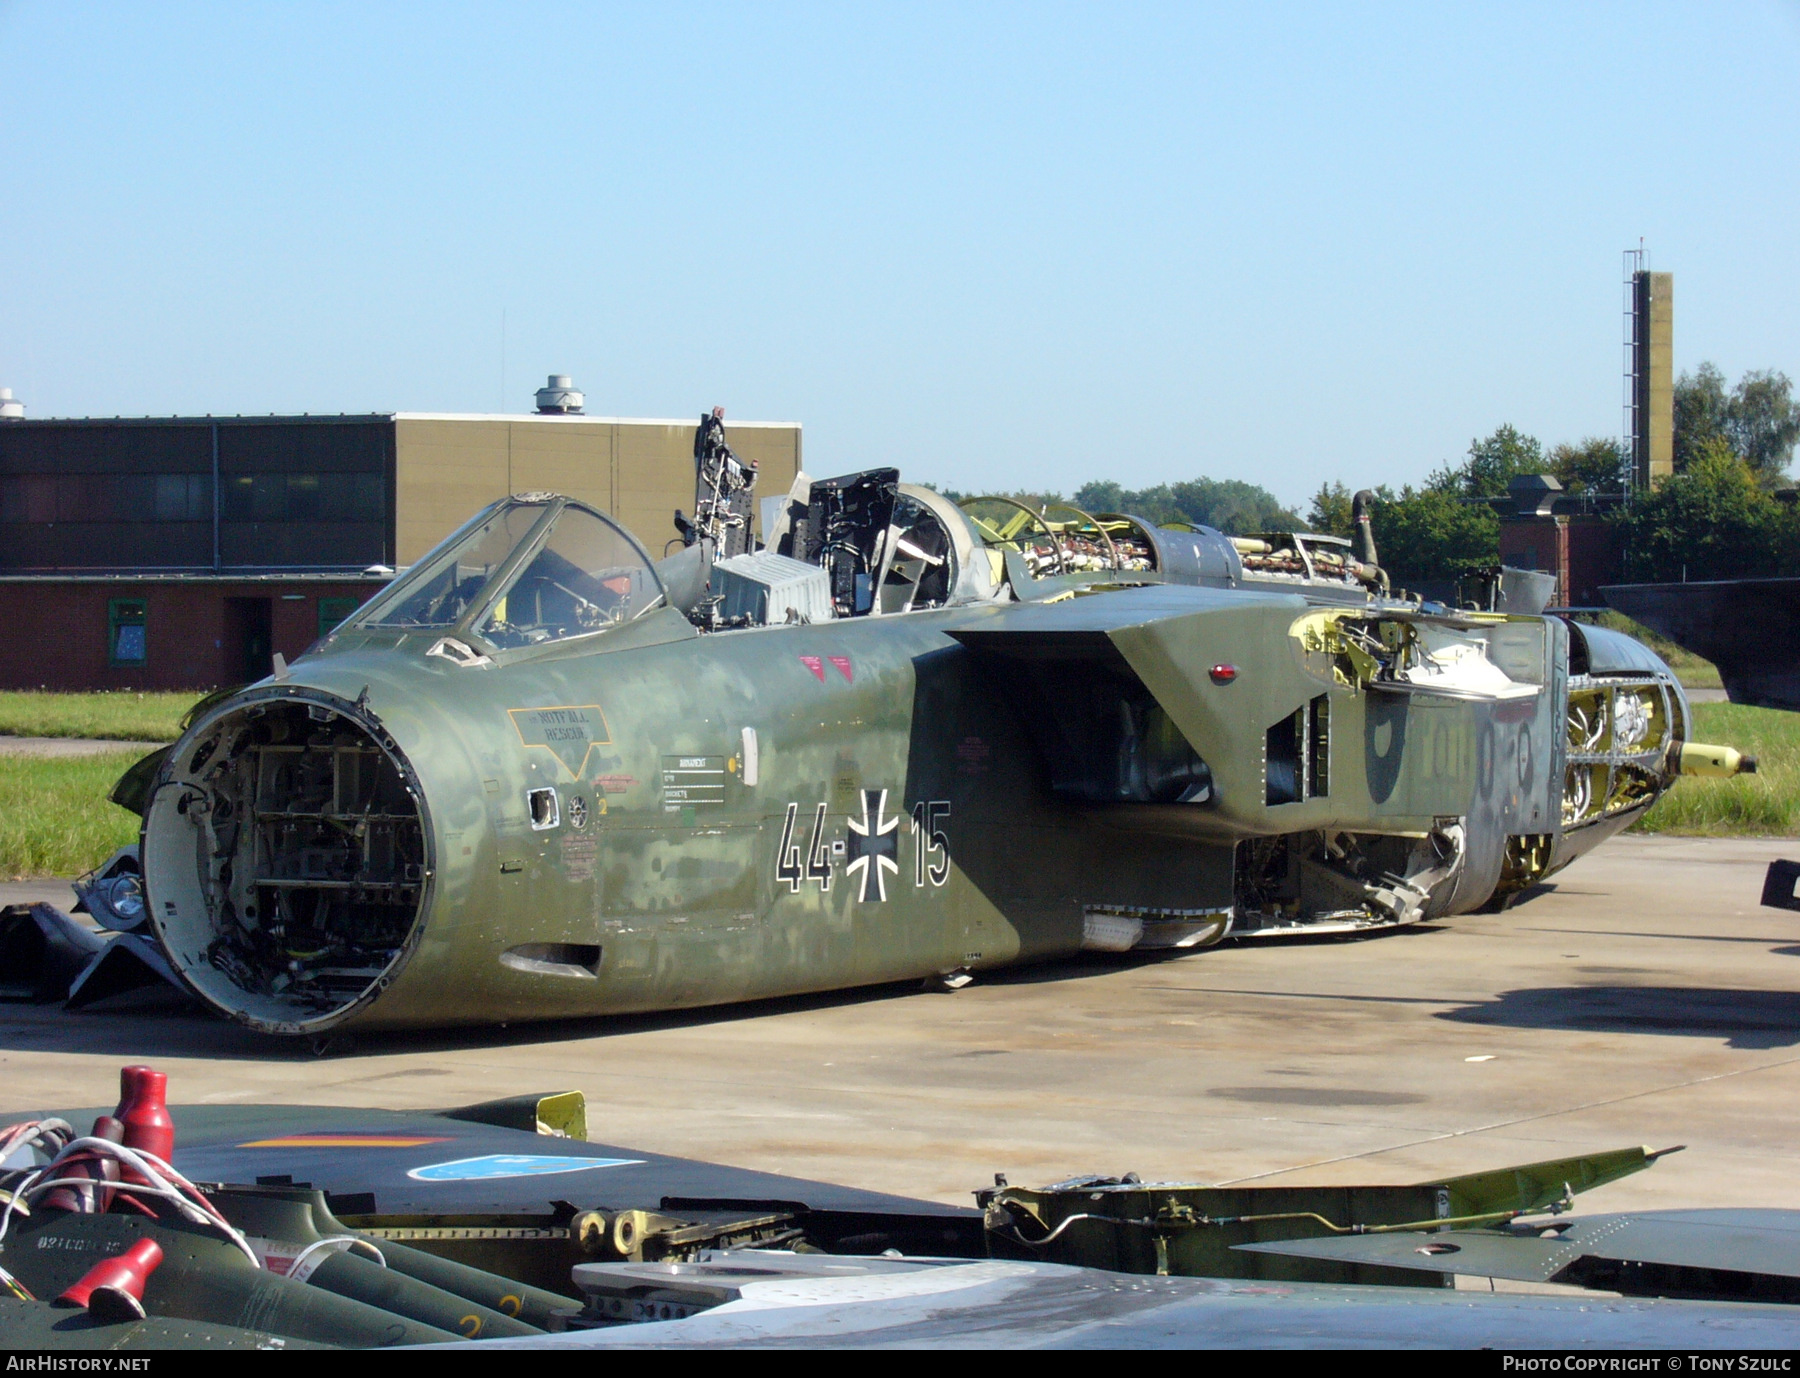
[1614,436,1800,582]
[1673,363,1797,481]
[1548,437,1625,494]
[1673,362,1730,473]
[1072,478,1301,533]
[1725,369,1800,480]
[1307,480,1354,536]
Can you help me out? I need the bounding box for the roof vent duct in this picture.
[0,388,23,420]
[535,374,584,415]
[1507,473,1563,518]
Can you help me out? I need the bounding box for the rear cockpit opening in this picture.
[143,693,429,1032]
[692,473,991,629]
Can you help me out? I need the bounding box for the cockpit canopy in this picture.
[354,496,663,649]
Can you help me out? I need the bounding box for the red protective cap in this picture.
[44,1119,125,1215]
[118,1067,173,1148]
[1209,664,1238,684]
[44,1114,125,1210]
[83,1116,125,1212]
[89,1115,124,1144]
[56,1237,163,1322]
[116,1066,175,1184]
[116,1066,167,1115]
[39,1183,82,1214]
[114,1065,142,1120]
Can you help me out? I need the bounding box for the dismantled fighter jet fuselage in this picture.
[126,430,1750,1034]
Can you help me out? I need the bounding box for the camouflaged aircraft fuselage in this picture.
[134,490,1721,1034]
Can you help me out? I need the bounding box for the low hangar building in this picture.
[0,407,801,691]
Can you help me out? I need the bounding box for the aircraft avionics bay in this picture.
[90,415,1750,1035]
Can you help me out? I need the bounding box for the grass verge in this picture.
[1633,702,1800,836]
[0,691,200,742]
[0,750,146,880]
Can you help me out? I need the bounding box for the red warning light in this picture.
[1209,664,1238,684]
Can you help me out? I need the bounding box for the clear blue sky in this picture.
[4,2,1797,510]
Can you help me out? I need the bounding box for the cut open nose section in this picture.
[141,688,432,1034]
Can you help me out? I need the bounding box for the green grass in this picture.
[0,751,146,880]
[1633,702,1800,836]
[0,690,201,743]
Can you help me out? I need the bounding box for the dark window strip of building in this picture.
[220,472,386,522]
[0,421,388,476]
[1,471,386,525]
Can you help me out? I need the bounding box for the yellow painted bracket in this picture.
[1289,610,1380,688]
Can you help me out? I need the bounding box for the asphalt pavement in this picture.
[3,834,1799,1217]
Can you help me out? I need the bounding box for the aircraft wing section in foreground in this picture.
[4,1070,1799,1349]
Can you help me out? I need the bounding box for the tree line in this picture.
[1309,363,1798,586]
[940,362,1797,589]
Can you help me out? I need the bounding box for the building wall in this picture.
[0,411,801,689]
[0,422,214,568]
[1499,519,1565,601]
[393,416,801,564]
[1,413,801,573]
[1563,519,1623,607]
[0,580,384,692]
[1499,516,1622,607]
